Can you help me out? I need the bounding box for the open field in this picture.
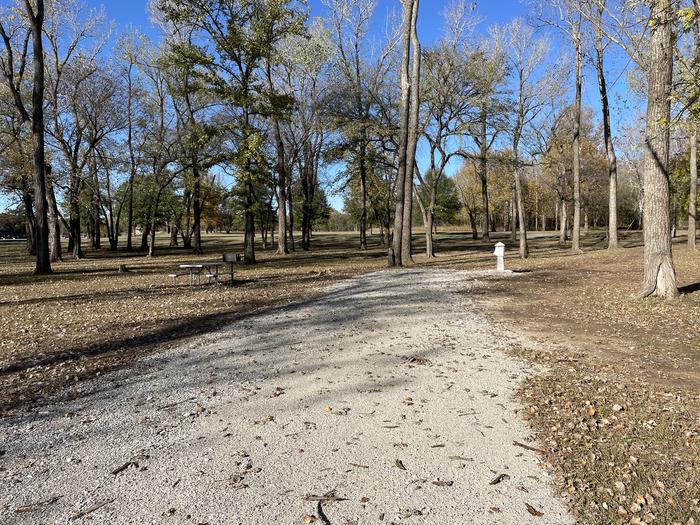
[1,229,699,524]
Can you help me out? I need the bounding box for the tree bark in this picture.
[268,60,289,256]
[20,181,36,256]
[510,188,517,242]
[559,199,567,245]
[401,0,421,265]
[391,0,414,267]
[572,20,583,253]
[26,0,51,273]
[640,0,678,299]
[46,177,62,262]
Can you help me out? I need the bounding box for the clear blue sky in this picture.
[99,0,528,43]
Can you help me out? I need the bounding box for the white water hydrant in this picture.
[493,242,505,272]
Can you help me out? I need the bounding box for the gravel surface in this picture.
[1,269,573,524]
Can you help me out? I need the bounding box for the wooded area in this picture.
[0,0,697,298]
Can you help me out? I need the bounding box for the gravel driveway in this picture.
[1,269,573,524]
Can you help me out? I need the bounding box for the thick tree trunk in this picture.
[26,0,51,274]
[401,0,421,265]
[391,0,414,267]
[572,23,583,253]
[640,0,678,299]
[468,210,478,239]
[690,125,697,250]
[68,186,84,259]
[170,226,179,247]
[594,5,619,249]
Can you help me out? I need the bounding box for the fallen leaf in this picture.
[525,503,544,517]
[431,478,453,487]
[489,473,511,485]
[394,459,407,470]
[303,515,317,524]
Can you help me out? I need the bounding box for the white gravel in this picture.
[0,268,573,524]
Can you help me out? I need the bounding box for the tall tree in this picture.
[639,0,678,298]
[494,18,555,259]
[391,0,414,266]
[588,0,620,249]
[0,0,51,273]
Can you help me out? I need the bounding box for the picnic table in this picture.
[176,262,225,286]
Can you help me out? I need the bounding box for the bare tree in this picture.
[494,18,555,258]
[415,1,476,258]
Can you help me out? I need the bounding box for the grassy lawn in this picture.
[1,228,699,524]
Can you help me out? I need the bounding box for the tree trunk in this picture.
[244,179,256,264]
[21,183,36,256]
[478,104,490,242]
[594,5,619,250]
[391,0,414,267]
[468,210,478,239]
[287,178,295,251]
[192,160,203,254]
[572,21,583,253]
[559,199,567,245]
[425,211,434,258]
[26,0,51,274]
[510,189,517,242]
[148,193,161,257]
[358,141,368,250]
[68,185,84,259]
[46,178,62,261]
[401,0,421,265]
[91,156,101,250]
[690,125,697,250]
[514,166,528,258]
[640,0,678,299]
[170,226,179,247]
